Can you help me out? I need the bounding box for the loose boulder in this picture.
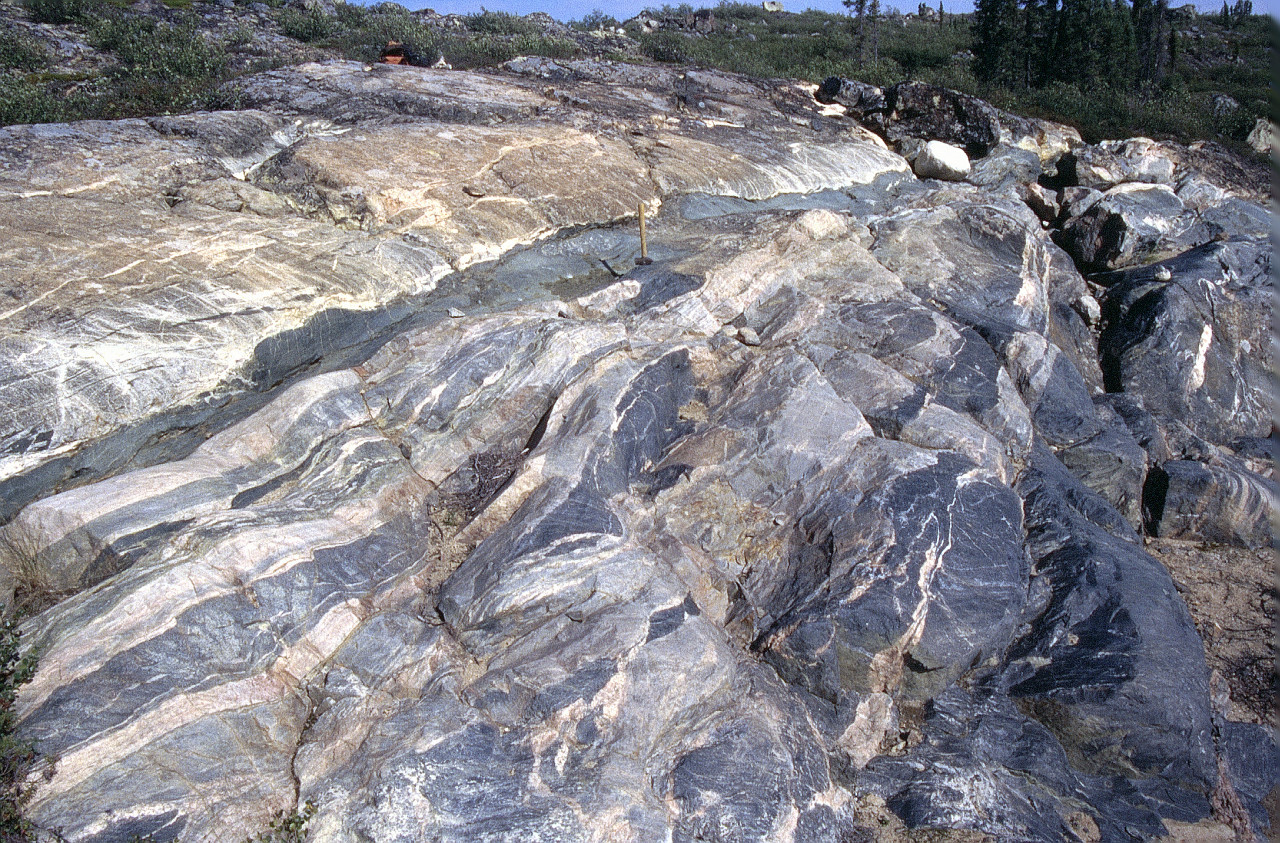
[912,140,969,181]
[1152,459,1276,549]
[818,78,1002,158]
[1246,118,1273,155]
[873,81,1002,157]
[814,76,885,119]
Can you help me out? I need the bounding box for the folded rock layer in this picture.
[0,59,1273,842]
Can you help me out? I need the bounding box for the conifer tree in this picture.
[869,0,882,62]
[1111,0,1138,86]
[1152,0,1169,79]
[1132,0,1157,82]
[843,0,869,61]
[973,0,1022,84]
[1053,0,1107,86]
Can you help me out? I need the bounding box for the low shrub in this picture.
[325,14,440,64]
[81,13,229,117]
[22,0,95,24]
[333,1,369,29]
[276,8,341,42]
[464,9,540,37]
[247,802,316,843]
[570,9,621,31]
[0,610,38,841]
[0,74,100,126]
[0,32,48,71]
[432,33,579,69]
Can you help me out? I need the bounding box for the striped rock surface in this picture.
[0,58,1274,843]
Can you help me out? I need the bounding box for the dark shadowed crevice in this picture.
[1142,463,1169,537]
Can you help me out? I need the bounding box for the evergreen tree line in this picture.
[843,0,885,63]
[972,0,1184,90]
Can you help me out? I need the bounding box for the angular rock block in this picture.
[1098,238,1271,443]
[1153,459,1276,549]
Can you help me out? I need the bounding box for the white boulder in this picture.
[913,140,971,181]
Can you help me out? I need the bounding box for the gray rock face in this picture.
[1153,459,1276,549]
[1056,182,1202,271]
[0,60,907,524]
[1097,238,1271,443]
[0,59,1274,843]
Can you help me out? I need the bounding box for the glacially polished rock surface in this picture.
[0,58,1274,842]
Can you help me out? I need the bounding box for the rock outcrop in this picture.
[0,58,1273,843]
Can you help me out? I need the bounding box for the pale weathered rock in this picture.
[997,109,1082,161]
[869,194,1061,334]
[966,144,1042,190]
[912,140,970,181]
[0,60,908,523]
[1245,118,1274,155]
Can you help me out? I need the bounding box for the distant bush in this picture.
[441,33,577,69]
[308,5,580,70]
[0,32,48,71]
[0,78,74,127]
[638,31,689,63]
[22,0,95,24]
[464,9,540,37]
[90,15,227,82]
[570,9,621,31]
[276,8,341,42]
[710,2,773,24]
[324,12,441,64]
[81,13,230,117]
[334,1,369,28]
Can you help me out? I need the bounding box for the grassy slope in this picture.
[0,0,1272,151]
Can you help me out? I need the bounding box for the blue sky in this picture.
[379,0,1273,20]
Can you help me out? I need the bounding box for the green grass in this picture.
[282,4,582,70]
[277,7,342,42]
[464,9,542,37]
[633,9,967,89]
[1,0,1268,151]
[0,611,38,842]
